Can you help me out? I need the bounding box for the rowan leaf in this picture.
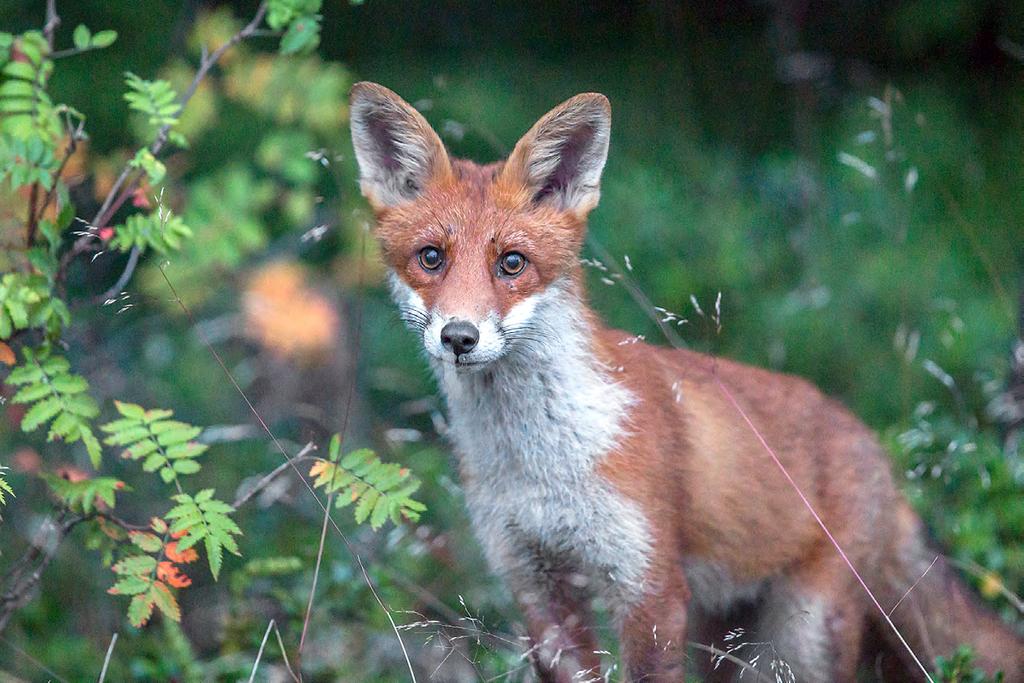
[128,591,155,627]
[129,531,163,553]
[309,436,426,529]
[112,554,157,576]
[108,576,151,596]
[150,581,180,621]
[21,396,61,431]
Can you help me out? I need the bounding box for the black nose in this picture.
[440,320,479,356]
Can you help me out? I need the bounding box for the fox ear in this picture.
[501,93,611,214]
[349,82,452,208]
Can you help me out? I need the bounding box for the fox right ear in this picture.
[349,82,452,209]
[500,93,611,216]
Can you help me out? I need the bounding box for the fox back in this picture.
[349,82,1024,682]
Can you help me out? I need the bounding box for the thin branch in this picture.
[97,632,118,683]
[889,555,939,617]
[357,555,418,683]
[26,182,39,246]
[35,116,84,223]
[298,488,335,660]
[248,620,275,683]
[0,511,86,634]
[43,0,59,51]
[274,620,301,683]
[231,444,317,510]
[93,246,140,305]
[50,45,107,59]
[58,0,270,282]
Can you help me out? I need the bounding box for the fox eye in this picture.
[498,252,527,277]
[418,246,444,271]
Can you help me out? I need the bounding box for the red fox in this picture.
[348,82,1024,682]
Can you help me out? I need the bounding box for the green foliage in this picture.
[935,645,1005,683]
[102,400,239,600]
[140,166,273,305]
[165,489,241,580]
[42,473,124,514]
[100,401,207,485]
[310,434,426,530]
[887,405,1024,614]
[6,346,102,467]
[70,24,117,52]
[0,270,69,339]
[123,71,185,146]
[267,0,322,55]
[0,31,60,141]
[0,134,58,189]
[109,208,192,254]
[0,3,420,673]
[129,148,166,184]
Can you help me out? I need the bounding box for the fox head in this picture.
[349,82,610,372]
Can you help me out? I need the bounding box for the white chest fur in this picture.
[434,289,653,608]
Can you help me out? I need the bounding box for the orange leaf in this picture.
[170,527,188,540]
[157,561,192,589]
[164,541,198,564]
[0,341,15,366]
[309,460,330,478]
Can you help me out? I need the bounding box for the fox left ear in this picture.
[501,93,611,215]
[349,82,452,209]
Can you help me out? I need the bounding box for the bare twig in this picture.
[889,555,939,617]
[232,444,317,510]
[248,620,275,683]
[274,620,301,683]
[298,488,335,663]
[97,632,118,683]
[357,556,418,683]
[26,181,40,245]
[35,118,84,223]
[43,0,60,51]
[0,511,86,633]
[93,246,140,305]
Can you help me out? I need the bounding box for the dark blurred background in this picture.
[1,1,1022,680]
